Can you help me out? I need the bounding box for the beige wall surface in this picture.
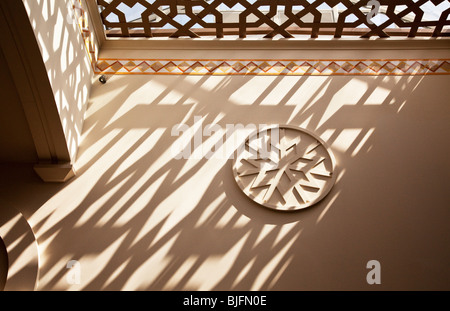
[22,0,93,161]
[0,48,37,163]
[1,71,444,290]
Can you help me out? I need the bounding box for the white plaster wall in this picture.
[22,0,94,161]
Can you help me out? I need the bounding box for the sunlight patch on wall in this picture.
[316,190,341,224]
[76,129,122,169]
[351,128,375,157]
[232,214,252,229]
[8,240,37,285]
[330,128,364,153]
[251,230,301,290]
[79,230,130,290]
[318,128,336,142]
[38,253,72,290]
[363,86,391,105]
[102,257,132,290]
[396,76,426,113]
[60,31,70,72]
[287,78,330,124]
[85,129,148,171]
[41,0,49,21]
[31,128,149,239]
[228,78,279,105]
[128,172,172,247]
[252,222,301,251]
[163,255,200,290]
[231,257,257,288]
[267,255,294,289]
[229,77,331,109]
[37,33,50,63]
[167,103,200,134]
[195,193,227,228]
[109,170,170,227]
[149,168,219,247]
[298,114,314,130]
[122,232,180,290]
[85,84,128,116]
[35,229,61,271]
[73,173,133,228]
[257,78,301,106]
[316,79,367,129]
[199,76,234,92]
[274,223,302,247]
[190,232,250,291]
[253,225,279,247]
[107,128,166,182]
[214,207,238,229]
[103,82,174,128]
[157,87,199,106]
[30,184,89,237]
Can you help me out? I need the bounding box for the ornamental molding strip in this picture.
[95,58,450,75]
[70,0,98,68]
[68,1,450,76]
[232,126,337,211]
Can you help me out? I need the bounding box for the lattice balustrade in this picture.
[96,0,450,38]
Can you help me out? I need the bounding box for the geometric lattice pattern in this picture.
[95,59,450,75]
[97,0,450,38]
[232,126,337,211]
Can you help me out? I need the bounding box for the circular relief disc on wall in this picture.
[232,125,336,211]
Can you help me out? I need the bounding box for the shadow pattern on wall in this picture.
[24,0,93,160]
[18,70,450,291]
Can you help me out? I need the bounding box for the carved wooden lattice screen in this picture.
[96,0,450,38]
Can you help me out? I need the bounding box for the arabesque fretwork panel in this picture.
[96,0,450,38]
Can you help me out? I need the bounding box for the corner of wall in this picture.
[22,0,98,162]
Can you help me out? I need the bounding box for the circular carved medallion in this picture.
[232,125,336,211]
